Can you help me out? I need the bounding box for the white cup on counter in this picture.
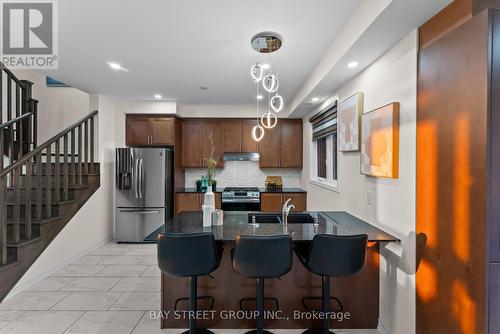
[212,209,224,226]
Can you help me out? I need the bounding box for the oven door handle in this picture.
[221,198,261,203]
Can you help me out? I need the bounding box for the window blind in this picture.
[309,100,337,141]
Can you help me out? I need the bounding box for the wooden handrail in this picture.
[0,112,33,130]
[0,110,98,178]
[0,62,25,86]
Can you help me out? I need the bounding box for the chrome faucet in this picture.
[282,198,295,225]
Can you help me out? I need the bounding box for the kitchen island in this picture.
[158,211,399,330]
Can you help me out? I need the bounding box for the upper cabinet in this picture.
[125,115,175,146]
[180,118,302,169]
[181,120,224,168]
[259,119,302,168]
[223,120,259,153]
[202,121,224,168]
[181,120,203,168]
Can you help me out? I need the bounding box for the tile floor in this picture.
[0,242,380,334]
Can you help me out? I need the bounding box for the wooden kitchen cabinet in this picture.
[259,119,302,168]
[223,120,259,153]
[259,125,280,168]
[126,117,151,146]
[125,115,175,146]
[202,121,224,168]
[260,192,307,212]
[280,120,303,168]
[175,193,201,214]
[223,121,241,152]
[151,118,174,145]
[241,120,259,153]
[181,120,203,167]
[175,192,221,214]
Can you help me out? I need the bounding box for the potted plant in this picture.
[203,132,218,192]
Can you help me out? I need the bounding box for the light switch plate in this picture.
[367,190,373,205]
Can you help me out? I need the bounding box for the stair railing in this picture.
[0,110,98,265]
[1,63,37,165]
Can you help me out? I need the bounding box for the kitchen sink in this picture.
[247,212,316,224]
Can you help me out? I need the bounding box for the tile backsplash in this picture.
[185,161,302,188]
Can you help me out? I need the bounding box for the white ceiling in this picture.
[40,0,362,104]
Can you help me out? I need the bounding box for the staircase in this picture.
[0,63,101,302]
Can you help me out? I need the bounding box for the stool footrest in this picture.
[239,297,280,311]
[301,296,343,312]
[174,295,215,311]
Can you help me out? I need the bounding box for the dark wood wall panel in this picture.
[419,0,473,49]
[417,11,488,334]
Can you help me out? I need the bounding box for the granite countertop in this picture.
[259,187,306,193]
[176,187,224,193]
[149,211,399,242]
[176,187,306,193]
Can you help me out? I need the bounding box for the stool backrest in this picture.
[233,235,293,279]
[307,234,368,277]
[157,232,219,277]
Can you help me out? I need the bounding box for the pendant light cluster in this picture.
[249,32,283,142]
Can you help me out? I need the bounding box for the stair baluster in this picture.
[46,145,52,219]
[13,168,20,244]
[54,139,60,203]
[78,124,82,186]
[25,159,32,240]
[71,129,75,186]
[84,120,89,175]
[35,152,42,220]
[63,134,69,201]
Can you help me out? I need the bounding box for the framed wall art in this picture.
[339,92,363,152]
[360,102,400,178]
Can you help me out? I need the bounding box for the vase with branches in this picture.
[203,132,218,190]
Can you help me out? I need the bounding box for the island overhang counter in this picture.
[157,211,399,330]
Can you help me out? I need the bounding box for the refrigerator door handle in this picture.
[138,158,144,199]
[118,209,161,214]
[134,158,139,198]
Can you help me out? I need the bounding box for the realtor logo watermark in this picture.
[0,0,58,69]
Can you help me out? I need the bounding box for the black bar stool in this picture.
[232,235,293,334]
[294,234,368,334]
[157,232,223,334]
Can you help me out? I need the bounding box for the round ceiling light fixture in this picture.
[262,74,279,93]
[251,31,283,54]
[261,112,278,129]
[270,94,284,112]
[250,63,265,82]
[251,123,265,142]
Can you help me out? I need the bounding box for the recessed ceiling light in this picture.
[311,97,320,102]
[154,94,162,99]
[262,63,270,70]
[347,61,359,68]
[107,62,129,72]
[257,95,264,100]
[200,86,208,90]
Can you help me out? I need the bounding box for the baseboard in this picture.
[378,320,391,334]
[4,238,111,300]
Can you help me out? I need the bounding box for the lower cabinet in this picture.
[260,192,307,212]
[175,192,221,214]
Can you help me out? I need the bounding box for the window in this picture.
[309,98,339,190]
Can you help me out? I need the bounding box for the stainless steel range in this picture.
[221,187,260,211]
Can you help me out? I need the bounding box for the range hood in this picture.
[223,152,260,162]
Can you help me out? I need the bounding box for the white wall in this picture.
[11,70,91,144]
[7,90,116,296]
[302,31,417,334]
[113,101,176,147]
[178,104,255,118]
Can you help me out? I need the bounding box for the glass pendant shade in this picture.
[270,94,284,112]
[251,123,265,142]
[250,64,264,82]
[260,112,278,129]
[262,74,279,92]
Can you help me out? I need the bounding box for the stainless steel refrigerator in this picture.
[115,148,173,242]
